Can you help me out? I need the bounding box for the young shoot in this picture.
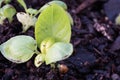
[16,12,37,32]
[0,4,16,24]
[17,0,39,32]
[34,4,73,67]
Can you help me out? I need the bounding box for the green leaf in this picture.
[3,4,16,22]
[35,4,71,46]
[27,8,38,15]
[17,0,27,11]
[45,42,73,64]
[38,0,67,13]
[0,35,37,63]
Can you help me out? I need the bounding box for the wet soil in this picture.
[0,0,120,80]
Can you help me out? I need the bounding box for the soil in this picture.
[0,0,120,80]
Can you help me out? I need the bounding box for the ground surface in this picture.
[0,0,120,80]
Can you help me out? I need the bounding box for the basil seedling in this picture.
[0,1,73,68]
[0,35,37,63]
[0,4,16,24]
[34,4,73,67]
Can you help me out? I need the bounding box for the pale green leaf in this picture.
[38,0,67,13]
[0,35,37,63]
[27,8,38,15]
[0,0,4,7]
[17,0,27,11]
[35,4,71,46]
[3,4,16,22]
[17,12,37,32]
[45,42,73,64]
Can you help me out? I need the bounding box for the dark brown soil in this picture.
[0,0,120,80]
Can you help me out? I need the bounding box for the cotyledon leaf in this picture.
[0,35,37,63]
[35,4,71,46]
[45,42,73,64]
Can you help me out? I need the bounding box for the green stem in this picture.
[50,63,55,69]
[35,50,40,54]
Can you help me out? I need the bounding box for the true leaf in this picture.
[35,4,71,46]
[45,42,73,64]
[27,8,38,15]
[3,4,16,22]
[17,0,27,11]
[0,35,37,63]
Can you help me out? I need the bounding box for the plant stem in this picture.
[50,63,55,69]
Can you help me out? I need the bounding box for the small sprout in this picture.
[17,0,39,32]
[0,35,37,63]
[0,1,73,68]
[115,14,120,25]
[16,12,37,32]
[34,53,45,67]
[0,4,16,24]
[26,8,38,15]
[34,4,73,67]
